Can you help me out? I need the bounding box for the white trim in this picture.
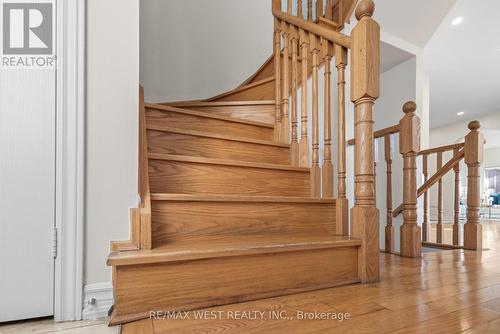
[82,282,114,320]
[54,0,86,321]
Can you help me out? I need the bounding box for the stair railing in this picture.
[347,101,484,257]
[393,118,484,255]
[349,101,484,258]
[273,0,381,282]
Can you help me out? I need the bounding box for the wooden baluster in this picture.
[384,134,393,253]
[453,147,461,245]
[325,0,334,20]
[307,0,313,21]
[273,18,282,142]
[298,0,303,19]
[350,0,380,282]
[316,0,324,19]
[281,23,291,144]
[290,28,299,165]
[374,141,378,206]
[464,121,484,250]
[422,154,429,242]
[335,44,348,236]
[322,38,333,198]
[338,0,344,24]
[310,33,321,197]
[299,29,310,167]
[288,0,292,14]
[399,101,421,258]
[436,151,443,244]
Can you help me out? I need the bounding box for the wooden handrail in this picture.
[272,7,352,48]
[392,148,465,217]
[347,124,399,146]
[418,142,464,156]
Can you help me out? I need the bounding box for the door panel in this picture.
[0,69,56,321]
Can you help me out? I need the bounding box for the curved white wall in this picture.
[140,0,273,102]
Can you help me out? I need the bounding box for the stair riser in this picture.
[112,247,359,323]
[146,108,273,141]
[149,159,310,196]
[181,104,274,124]
[151,201,336,247]
[147,130,290,165]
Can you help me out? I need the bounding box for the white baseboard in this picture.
[82,282,114,320]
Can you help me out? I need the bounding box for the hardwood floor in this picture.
[122,220,500,333]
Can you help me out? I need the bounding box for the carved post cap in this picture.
[403,101,417,114]
[465,120,483,164]
[355,0,375,20]
[399,101,421,154]
[468,120,480,131]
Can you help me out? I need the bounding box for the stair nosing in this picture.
[107,237,362,267]
[150,193,336,203]
[146,124,289,148]
[145,103,274,129]
[148,153,310,172]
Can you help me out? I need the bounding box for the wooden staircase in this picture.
[108,97,362,325]
[108,0,382,326]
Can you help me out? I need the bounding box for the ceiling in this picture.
[373,0,457,47]
[425,0,500,128]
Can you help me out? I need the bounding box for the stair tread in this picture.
[147,124,289,148]
[165,100,275,107]
[145,103,274,128]
[151,193,336,203]
[148,153,310,172]
[107,235,361,266]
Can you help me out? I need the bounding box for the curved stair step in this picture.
[164,100,275,125]
[146,103,274,141]
[147,125,290,165]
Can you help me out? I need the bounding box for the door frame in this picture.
[54,0,86,321]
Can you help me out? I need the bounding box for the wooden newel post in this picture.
[350,0,380,283]
[399,101,421,258]
[464,120,483,250]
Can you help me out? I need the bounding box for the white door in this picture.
[0,48,56,324]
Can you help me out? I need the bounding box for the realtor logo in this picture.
[1,0,56,68]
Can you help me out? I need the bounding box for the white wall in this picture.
[85,0,139,284]
[140,0,273,102]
